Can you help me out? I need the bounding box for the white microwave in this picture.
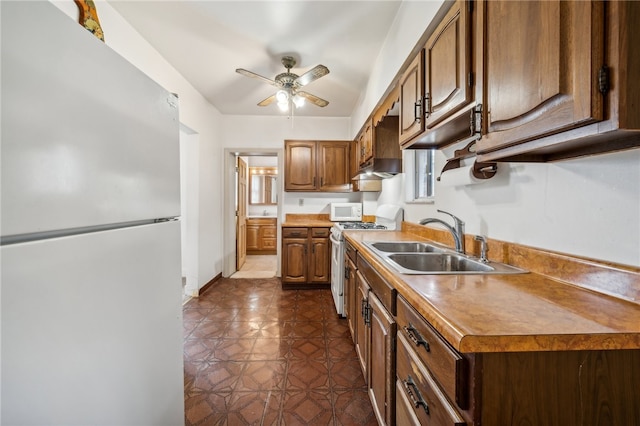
[330,202,362,222]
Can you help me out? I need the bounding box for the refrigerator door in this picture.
[1,221,184,425]
[1,2,180,237]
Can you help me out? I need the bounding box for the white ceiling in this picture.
[108,1,404,118]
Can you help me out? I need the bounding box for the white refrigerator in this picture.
[1,2,185,425]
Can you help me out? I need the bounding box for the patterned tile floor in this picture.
[183,277,377,425]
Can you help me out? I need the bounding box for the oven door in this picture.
[329,231,345,316]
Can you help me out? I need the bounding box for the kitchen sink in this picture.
[367,241,446,253]
[388,253,494,273]
[365,241,527,275]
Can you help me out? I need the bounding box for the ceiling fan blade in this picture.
[236,68,277,86]
[296,91,329,107]
[257,94,277,107]
[295,65,329,87]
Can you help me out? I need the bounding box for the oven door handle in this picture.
[329,233,342,246]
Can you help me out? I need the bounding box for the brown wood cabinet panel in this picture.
[424,0,472,130]
[355,271,370,384]
[246,225,260,251]
[281,237,307,283]
[397,295,467,409]
[309,237,330,283]
[479,349,640,425]
[400,0,474,149]
[281,226,330,288]
[397,333,466,426]
[357,119,374,167]
[317,141,351,192]
[246,218,277,253]
[399,50,425,146]
[368,292,396,426]
[345,255,357,343]
[285,140,352,192]
[284,141,317,191]
[477,0,605,156]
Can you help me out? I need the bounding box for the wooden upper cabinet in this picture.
[477,0,605,157]
[399,50,425,146]
[285,140,352,192]
[424,0,472,129]
[317,141,351,192]
[357,119,373,167]
[284,141,316,191]
[400,0,474,148]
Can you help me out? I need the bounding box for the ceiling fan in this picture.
[236,56,330,110]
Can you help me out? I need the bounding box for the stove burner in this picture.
[339,221,387,230]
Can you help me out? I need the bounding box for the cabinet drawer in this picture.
[397,295,467,408]
[397,333,466,426]
[282,227,308,238]
[262,227,277,238]
[357,253,396,315]
[311,227,329,237]
[262,238,276,249]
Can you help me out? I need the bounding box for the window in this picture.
[404,149,435,203]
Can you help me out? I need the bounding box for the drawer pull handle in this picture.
[404,323,430,351]
[403,375,429,415]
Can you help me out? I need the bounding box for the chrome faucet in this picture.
[419,210,465,254]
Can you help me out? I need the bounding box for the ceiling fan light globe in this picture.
[276,90,289,102]
[293,95,305,108]
[277,101,289,112]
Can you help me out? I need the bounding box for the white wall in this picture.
[379,143,640,268]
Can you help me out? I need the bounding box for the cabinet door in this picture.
[358,120,373,167]
[368,292,397,426]
[478,0,604,154]
[246,225,260,251]
[308,237,330,283]
[285,141,317,191]
[424,0,472,129]
[399,50,425,146]
[317,141,352,192]
[281,238,307,283]
[345,257,357,342]
[355,271,370,384]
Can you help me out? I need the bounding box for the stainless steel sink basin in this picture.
[388,253,493,273]
[367,241,446,253]
[364,241,527,275]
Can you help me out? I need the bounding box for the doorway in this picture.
[223,148,283,278]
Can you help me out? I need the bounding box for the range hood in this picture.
[356,157,403,179]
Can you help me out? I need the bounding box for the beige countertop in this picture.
[344,229,640,354]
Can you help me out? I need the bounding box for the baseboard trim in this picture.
[199,273,222,297]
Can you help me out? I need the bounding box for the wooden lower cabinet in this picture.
[344,243,358,343]
[356,254,397,426]
[246,217,276,254]
[355,271,370,382]
[396,294,640,426]
[281,226,330,289]
[368,291,396,426]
